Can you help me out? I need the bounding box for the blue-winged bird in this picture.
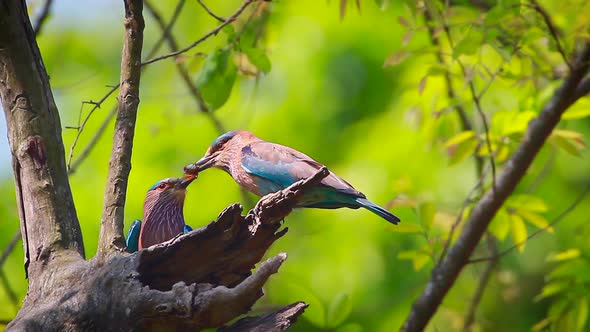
[184,130,400,224]
[126,176,196,253]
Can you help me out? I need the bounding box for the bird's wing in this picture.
[126,219,141,253]
[241,141,362,196]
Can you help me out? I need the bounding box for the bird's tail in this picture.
[355,198,400,225]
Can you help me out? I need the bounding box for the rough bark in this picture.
[401,43,590,331]
[0,0,310,330]
[98,0,145,256]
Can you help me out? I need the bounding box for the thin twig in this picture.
[462,234,497,331]
[0,270,19,308]
[528,0,572,71]
[142,0,256,66]
[66,85,119,170]
[143,0,225,132]
[33,0,54,36]
[0,231,21,270]
[67,0,186,175]
[401,42,590,332]
[197,0,225,22]
[468,184,590,264]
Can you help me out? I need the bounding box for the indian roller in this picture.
[126,176,196,253]
[184,130,400,224]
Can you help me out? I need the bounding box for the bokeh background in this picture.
[1,0,590,331]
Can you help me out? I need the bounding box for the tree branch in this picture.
[142,0,256,66]
[0,0,84,282]
[220,301,308,332]
[143,0,226,132]
[401,42,590,332]
[67,0,186,176]
[32,0,54,36]
[197,0,226,23]
[8,168,328,330]
[98,0,145,255]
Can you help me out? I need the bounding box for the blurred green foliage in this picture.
[2,0,590,331]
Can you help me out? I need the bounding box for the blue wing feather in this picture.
[126,219,142,253]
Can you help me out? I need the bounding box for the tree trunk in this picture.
[0,1,310,330]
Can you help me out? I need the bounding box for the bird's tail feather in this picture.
[355,198,400,225]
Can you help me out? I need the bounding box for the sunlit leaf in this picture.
[489,208,510,240]
[577,298,588,331]
[195,48,237,110]
[453,28,484,58]
[384,50,411,67]
[547,249,581,262]
[510,213,527,252]
[551,136,583,156]
[562,108,590,120]
[534,280,570,301]
[427,64,448,76]
[517,210,553,233]
[391,222,423,234]
[374,0,391,10]
[444,131,475,148]
[507,195,548,213]
[417,201,436,232]
[448,138,479,165]
[242,47,272,74]
[412,253,431,270]
[327,292,352,328]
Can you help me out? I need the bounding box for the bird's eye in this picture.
[158,183,167,190]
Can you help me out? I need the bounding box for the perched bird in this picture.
[184,130,400,224]
[125,176,196,253]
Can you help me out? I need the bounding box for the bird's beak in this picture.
[186,154,215,173]
[177,174,197,189]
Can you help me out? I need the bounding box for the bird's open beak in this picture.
[185,154,215,173]
[177,174,197,189]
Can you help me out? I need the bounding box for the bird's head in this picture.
[143,176,196,218]
[185,130,258,173]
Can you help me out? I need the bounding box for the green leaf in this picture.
[534,280,570,301]
[517,210,553,233]
[448,137,478,165]
[507,195,548,213]
[577,298,588,331]
[391,222,423,234]
[327,292,352,328]
[374,0,391,10]
[384,50,411,67]
[398,250,431,270]
[532,318,551,331]
[417,201,436,232]
[453,28,484,59]
[242,47,272,74]
[195,48,237,110]
[552,136,583,156]
[547,249,581,262]
[445,131,475,148]
[489,208,510,240]
[510,213,527,252]
[427,64,448,76]
[562,108,590,120]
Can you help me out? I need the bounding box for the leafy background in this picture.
[1,0,590,331]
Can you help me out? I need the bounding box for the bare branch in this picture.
[529,0,572,71]
[33,0,54,36]
[142,0,256,66]
[143,0,226,132]
[401,42,590,332]
[220,301,308,332]
[97,0,145,255]
[462,234,497,331]
[468,184,590,264]
[68,0,186,175]
[197,0,226,22]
